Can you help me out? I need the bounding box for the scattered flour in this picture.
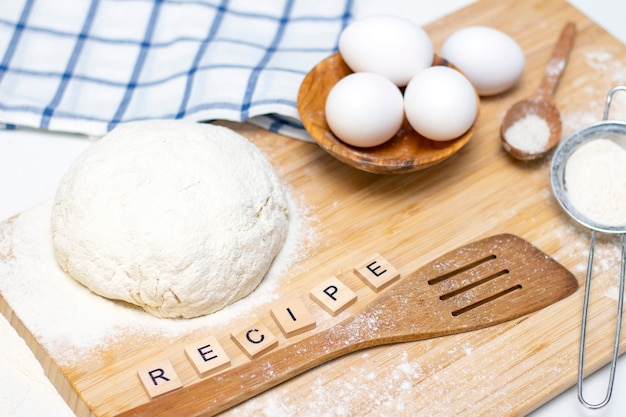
[0,316,75,417]
[233,349,426,416]
[563,48,626,136]
[0,186,318,366]
[554,225,624,301]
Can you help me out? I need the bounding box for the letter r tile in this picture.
[354,253,400,292]
[309,276,357,316]
[137,359,182,398]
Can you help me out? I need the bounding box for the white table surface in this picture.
[2,1,626,415]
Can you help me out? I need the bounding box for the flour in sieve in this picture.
[556,62,626,301]
[558,48,626,226]
[0,185,318,366]
[565,138,626,226]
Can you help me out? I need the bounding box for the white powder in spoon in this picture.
[504,114,551,154]
[565,138,626,226]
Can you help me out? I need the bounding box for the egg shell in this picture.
[404,66,477,141]
[325,72,404,148]
[440,26,525,96]
[338,16,434,87]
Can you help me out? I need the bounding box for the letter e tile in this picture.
[137,359,182,398]
[184,336,231,378]
[354,253,400,292]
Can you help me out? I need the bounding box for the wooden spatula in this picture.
[120,234,578,417]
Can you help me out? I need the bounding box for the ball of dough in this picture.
[51,120,289,319]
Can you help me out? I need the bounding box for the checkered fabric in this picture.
[0,0,352,141]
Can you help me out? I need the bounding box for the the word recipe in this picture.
[137,253,400,398]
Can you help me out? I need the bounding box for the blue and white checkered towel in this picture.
[0,0,352,141]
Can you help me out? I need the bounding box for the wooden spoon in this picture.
[120,234,577,417]
[501,22,576,160]
[297,53,478,174]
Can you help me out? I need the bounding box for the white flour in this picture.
[0,186,318,366]
[562,48,626,137]
[504,114,551,153]
[235,349,427,416]
[0,317,75,417]
[565,138,626,226]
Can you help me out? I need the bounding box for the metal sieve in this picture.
[550,85,626,409]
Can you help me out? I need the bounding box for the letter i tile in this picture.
[270,299,316,338]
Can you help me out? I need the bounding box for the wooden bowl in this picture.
[297,52,479,174]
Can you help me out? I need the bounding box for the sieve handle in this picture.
[602,85,626,120]
[577,231,626,409]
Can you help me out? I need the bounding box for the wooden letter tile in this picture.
[354,253,400,292]
[270,299,316,338]
[184,336,231,378]
[309,276,357,316]
[231,321,278,359]
[137,359,182,398]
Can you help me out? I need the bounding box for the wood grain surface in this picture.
[118,234,578,416]
[3,0,626,415]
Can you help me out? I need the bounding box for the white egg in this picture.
[440,26,525,96]
[338,16,434,87]
[325,72,404,147]
[404,66,477,141]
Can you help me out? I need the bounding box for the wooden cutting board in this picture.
[3,0,626,415]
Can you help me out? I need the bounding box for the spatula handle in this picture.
[120,316,374,417]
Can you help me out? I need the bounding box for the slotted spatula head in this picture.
[351,233,579,344]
